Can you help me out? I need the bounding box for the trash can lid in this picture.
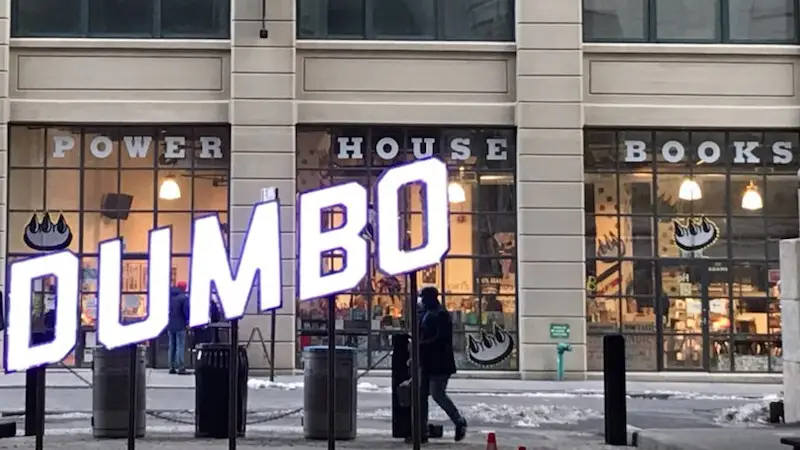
[304,346,357,353]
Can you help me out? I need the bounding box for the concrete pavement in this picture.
[0,369,783,399]
[0,427,626,449]
[633,427,800,450]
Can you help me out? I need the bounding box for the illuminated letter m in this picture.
[188,201,282,327]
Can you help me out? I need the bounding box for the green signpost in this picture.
[549,323,570,339]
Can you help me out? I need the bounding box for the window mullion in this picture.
[364,0,374,39]
[719,0,728,43]
[153,0,162,38]
[81,0,91,36]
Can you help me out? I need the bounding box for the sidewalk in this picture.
[634,426,800,450]
[0,369,783,399]
[0,427,623,450]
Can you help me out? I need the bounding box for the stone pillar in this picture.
[0,0,10,371]
[229,0,297,372]
[780,238,800,422]
[515,0,586,379]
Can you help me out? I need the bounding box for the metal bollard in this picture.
[555,343,572,381]
[603,334,627,446]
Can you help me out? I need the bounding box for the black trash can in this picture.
[303,346,357,440]
[92,345,147,438]
[194,343,249,438]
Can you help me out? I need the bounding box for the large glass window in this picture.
[8,125,230,367]
[296,126,517,371]
[11,0,229,38]
[585,129,795,373]
[584,0,797,43]
[297,0,514,41]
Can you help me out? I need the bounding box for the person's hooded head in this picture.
[419,286,441,310]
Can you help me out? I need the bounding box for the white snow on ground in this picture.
[247,378,777,401]
[246,379,304,390]
[714,401,772,426]
[247,378,390,393]
[360,403,602,428]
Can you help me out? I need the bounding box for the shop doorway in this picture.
[659,259,729,371]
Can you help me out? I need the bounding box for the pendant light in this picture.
[448,182,466,204]
[678,178,702,201]
[159,175,182,200]
[741,181,763,211]
[448,166,466,204]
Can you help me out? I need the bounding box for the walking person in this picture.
[418,286,467,442]
[168,281,190,374]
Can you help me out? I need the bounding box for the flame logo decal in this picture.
[673,216,719,252]
[467,324,514,366]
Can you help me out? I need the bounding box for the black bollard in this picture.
[603,334,627,446]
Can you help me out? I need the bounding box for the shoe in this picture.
[177,369,189,375]
[169,369,177,374]
[454,419,467,442]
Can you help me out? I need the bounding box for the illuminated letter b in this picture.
[297,182,368,301]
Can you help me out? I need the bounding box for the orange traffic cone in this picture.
[486,432,498,450]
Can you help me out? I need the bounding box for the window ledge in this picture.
[583,42,800,56]
[10,38,231,51]
[296,39,516,53]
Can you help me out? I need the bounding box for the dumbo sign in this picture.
[3,158,450,373]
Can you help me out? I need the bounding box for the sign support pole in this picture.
[262,187,280,384]
[326,293,337,450]
[127,344,137,450]
[408,269,422,450]
[228,317,238,450]
[34,366,45,450]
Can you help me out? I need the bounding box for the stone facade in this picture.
[2,0,797,378]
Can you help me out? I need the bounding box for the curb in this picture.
[632,430,705,450]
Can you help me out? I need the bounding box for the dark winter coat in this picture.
[168,287,190,332]
[419,303,457,376]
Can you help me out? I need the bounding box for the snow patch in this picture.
[247,379,303,390]
[247,378,390,394]
[714,402,771,426]
[360,403,602,428]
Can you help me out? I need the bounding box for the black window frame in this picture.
[296,0,515,42]
[11,0,230,39]
[583,0,800,44]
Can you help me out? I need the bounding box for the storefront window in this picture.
[296,126,518,370]
[8,125,230,367]
[585,129,793,372]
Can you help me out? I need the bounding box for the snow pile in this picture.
[361,403,602,428]
[714,402,770,426]
[247,379,303,390]
[356,382,391,393]
[641,390,776,401]
[247,378,391,393]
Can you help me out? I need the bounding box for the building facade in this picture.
[0,0,795,378]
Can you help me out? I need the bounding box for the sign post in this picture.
[327,293,337,450]
[261,188,279,382]
[408,269,422,450]
[127,344,137,450]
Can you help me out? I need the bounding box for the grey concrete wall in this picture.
[781,238,800,421]
[230,0,297,373]
[515,0,586,379]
